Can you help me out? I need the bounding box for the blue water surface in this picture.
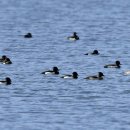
[0,0,130,130]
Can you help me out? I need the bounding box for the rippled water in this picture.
[0,0,130,129]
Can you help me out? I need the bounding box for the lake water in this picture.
[0,0,130,129]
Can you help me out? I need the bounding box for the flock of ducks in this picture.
[40,60,121,80]
[0,33,32,85]
[2,31,128,85]
[0,55,12,85]
[39,32,125,80]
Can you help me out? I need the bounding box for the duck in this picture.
[84,50,99,55]
[124,70,130,75]
[24,33,32,38]
[2,58,12,64]
[104,60,121,68]
[61,72,78,79]
[68,32,79,40]
[0,77,11,85]
[41,66,59,75]
[0,55,7,62]
[85,72,104,80]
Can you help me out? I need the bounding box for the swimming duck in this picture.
[85,72,104,80]
[41,66,59,75]
[104,60,121,68]
[124,70,130,75]
[61,72,78,79]
[24,33,32,38]
[3,58,12,64]
[0,77,11,85]
[85,50,99,55]
[68,32,79,40]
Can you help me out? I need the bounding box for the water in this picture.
[0,0,130,129]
